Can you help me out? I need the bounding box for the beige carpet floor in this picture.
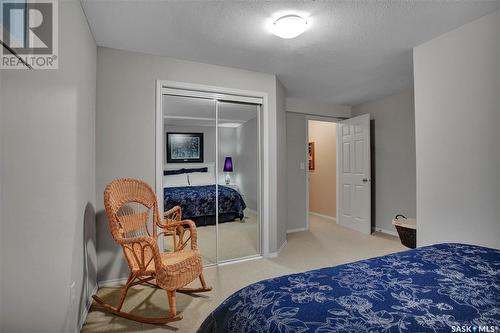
[197,210,260,264]
[82,215,406,333]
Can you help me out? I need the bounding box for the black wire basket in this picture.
[393,215,416,249]
[395,225,416,248]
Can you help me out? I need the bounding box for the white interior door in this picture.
[337,114,371,234]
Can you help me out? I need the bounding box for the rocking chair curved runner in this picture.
[92,178,211,324]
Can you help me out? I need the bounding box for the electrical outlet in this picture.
[70,281,76,305]
[300,162,305,170]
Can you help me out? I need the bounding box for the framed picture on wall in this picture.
[167,132,204,163]
[308,142,315,170]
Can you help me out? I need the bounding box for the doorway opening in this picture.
[305,113,371,235]
[307,119,338,229]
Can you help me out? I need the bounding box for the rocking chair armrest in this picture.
[118,235,163,268]
[119,235,156,246]
[119,235,161,254]
[163,206,182,222]
[157,218,195,229]
[157,219,198,251]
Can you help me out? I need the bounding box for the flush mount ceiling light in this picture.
[271,14,308,39]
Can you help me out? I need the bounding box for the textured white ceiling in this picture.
[82,0,500,105]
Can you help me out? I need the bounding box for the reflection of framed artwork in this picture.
[308,142,315,170]
[167,133,204,163]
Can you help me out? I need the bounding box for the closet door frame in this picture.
[155,80,269,264]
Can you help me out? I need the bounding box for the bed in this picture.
[198,243,500,332]
[163,166,247,227]
[164,185,246,227]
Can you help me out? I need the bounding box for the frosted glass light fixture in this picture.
[271,14,308,39]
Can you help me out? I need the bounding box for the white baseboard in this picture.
[267,239,287,258]
[375,227,398,237]
[287,227,308,234]
[309,211,337,222]
[77,283,98,333]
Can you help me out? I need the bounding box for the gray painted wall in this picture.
[414,10,500,248]
[286,97,351,118]
[352,90,416,233]
[0,1,97,331]
[235,117,259,211]
[276,79,288,250]
[286,113,308,231]
[285,101,351,232]
[96,47,286,282]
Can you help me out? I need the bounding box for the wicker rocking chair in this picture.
[92,178,211,324]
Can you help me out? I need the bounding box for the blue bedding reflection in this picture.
[164,185,246,224]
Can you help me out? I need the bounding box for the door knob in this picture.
[362,178,369,183]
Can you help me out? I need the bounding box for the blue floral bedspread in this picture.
[164,185,246,219]
[198,243,500,333]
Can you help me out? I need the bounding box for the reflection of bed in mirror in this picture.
[163,165,246,227]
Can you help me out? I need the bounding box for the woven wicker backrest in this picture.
[104,178,161,272]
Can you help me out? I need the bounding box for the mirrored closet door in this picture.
[163,94,217,265]
[162,91,262,265]
[218,101,261,261]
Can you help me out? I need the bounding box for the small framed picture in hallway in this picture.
[308,142,315,170]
